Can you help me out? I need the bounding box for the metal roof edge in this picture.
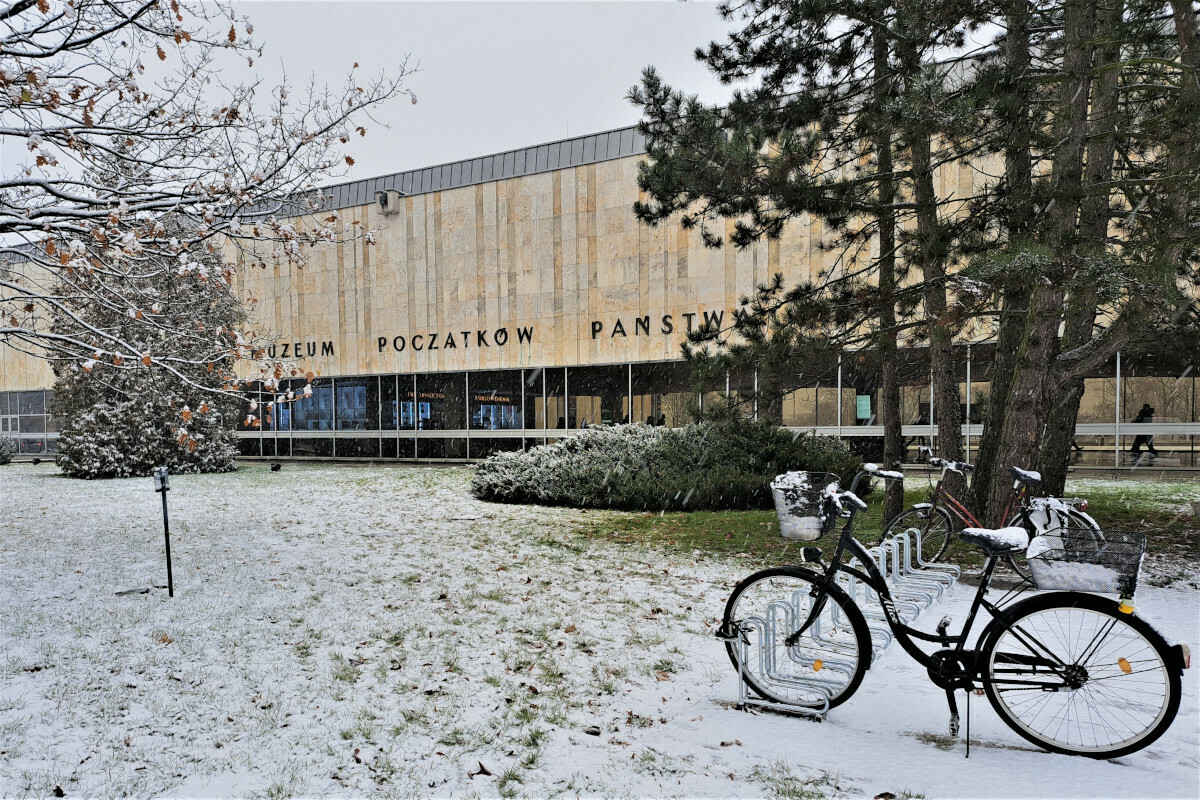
[314,123,645,212]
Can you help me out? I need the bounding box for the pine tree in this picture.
[51,219,245,479]
[629,0,988,511]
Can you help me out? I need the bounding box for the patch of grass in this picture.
[496,765,523,798]
[579,479,1200,568]
[330,659,359,684]
[1068,479,1200,560]
[512,704,539,725]
[520,727,548,749]
[749,760,842,799]
[651,656,680,674]
[436,727,469,747]
[400,708,428,726]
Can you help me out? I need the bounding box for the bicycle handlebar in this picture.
[928,457,975,474]
[862,462,905,481]
[826,485,868,513]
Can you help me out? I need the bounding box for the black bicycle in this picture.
[719,469,1190,758]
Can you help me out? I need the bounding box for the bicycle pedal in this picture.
[936,616,952,636]
[949,713,960,738]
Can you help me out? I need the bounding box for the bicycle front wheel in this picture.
[883,505,954,561]
[722,567,870,710]
[981,592,1181,758]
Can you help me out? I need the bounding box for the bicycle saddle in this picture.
[959,526,1030,556]
[1007,466,1042,486]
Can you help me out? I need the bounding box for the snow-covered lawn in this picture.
[1,463,1197,799]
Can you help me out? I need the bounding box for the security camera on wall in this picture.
[376,189,404,215]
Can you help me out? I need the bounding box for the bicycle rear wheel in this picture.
[981,592,1181,758]
[883,505,954,561]
[722,567,870,710]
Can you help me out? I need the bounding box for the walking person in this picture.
[1129,403,1159,463]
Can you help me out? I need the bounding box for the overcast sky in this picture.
[233,1,736,182]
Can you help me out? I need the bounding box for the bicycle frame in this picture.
[923,465,1031,532]
[804,502,1018,686]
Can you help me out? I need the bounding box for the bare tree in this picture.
[0,0,415,436]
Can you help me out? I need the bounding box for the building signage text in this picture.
[268,341,335,359]
[377,327,534,353]
[589,309,727,339]
[275,309,731,359]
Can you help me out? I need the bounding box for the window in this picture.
[632,362,693,427]
[523,368,545,429]
[470,370,523,430]
[417,373,466,431]
[566,365,627,427]
[291,379,334,431]
[335,377,379,431]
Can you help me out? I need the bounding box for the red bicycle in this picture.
[879,457,1096,574]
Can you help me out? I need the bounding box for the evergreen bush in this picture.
[55,398,237,479]
[471,419,863,511]
[0,436,15,465]
[50,216,244,479]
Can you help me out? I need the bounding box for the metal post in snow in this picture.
[628,363,633,425]
[929,370,935,454]
[152,466,173,598]
[965,347,972,465]
[1115,351,1122,467]
[836,355,842,437]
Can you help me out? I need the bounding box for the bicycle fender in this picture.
[1026,507,1052,534]
[912,503,933,511]
[978,592,1187,675]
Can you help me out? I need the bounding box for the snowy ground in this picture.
[1,463,1197,799]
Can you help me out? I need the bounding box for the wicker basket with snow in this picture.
[771,471,839,541]
[1025,527,1145,596]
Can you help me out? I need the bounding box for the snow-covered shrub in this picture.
[55,397,237,479]
[49,216,243,480]
[471,419,863,511]
[0,436,15,465]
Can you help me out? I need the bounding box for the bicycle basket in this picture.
[1025,527,1145,596]
[771,471,839,541]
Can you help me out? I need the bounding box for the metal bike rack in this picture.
[734,617,830,721]
[727,523,957,715]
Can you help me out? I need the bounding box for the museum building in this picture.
[2,124,1197,467]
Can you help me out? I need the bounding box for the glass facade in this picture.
[4,348,1198,466]
[0,389,55,455]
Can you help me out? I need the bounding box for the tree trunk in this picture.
[987,0,1096,521]
[1039,0,1125,497]
[1166,0,1200,266]
[874,28,904,522]
[971,0,1034,516]
[896,34,965,496]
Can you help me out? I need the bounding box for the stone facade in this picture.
[1,126,985,389]
[236,154,829,380]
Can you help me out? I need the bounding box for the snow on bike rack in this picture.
[729,525,958,716]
